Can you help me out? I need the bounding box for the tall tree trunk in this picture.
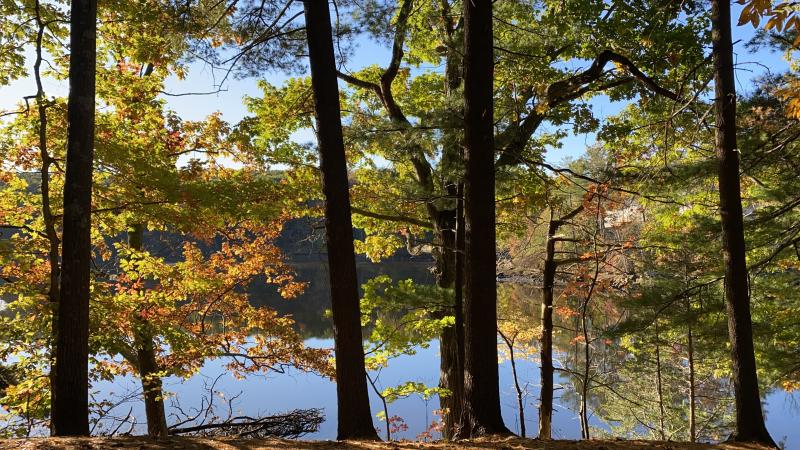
[454,183,465,366]
[579,302,590,440]
[52,0,96,436]
[128,224,169,437]
[460,0,509,437]
[303,1,378,440]
[710,1,775,445]
[454,180,465,397]
[438,15,464,433]
[654,322,666,441]
[687,299,697,443]
[539,211,557,440]
[579,235,600,441]
[32,1,60,432]
[540,202,584,439]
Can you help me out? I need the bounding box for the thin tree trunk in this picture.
[433,209,463,440]
[539,211,557,440]
[538,202,583,439]
[499,332,525,438]
[127,224,169,437]
[31,2,60,433]
[579,234,600,441]
[303,1,378,440]
[366,373,390,441]
[454,181,465,383]
[654,321,666,441]
[687,298,697,443]
[580,303,590,440]
[438,182,465,440]
[579,286,591,439]
[439,21,464,432]
[52,0,96,436]
[460,0,509,437]
[710,1,775,445]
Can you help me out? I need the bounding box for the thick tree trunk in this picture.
[52,0,96,436]
[710,1,775,445]
[136,335,169,437]
[460,0,509,437]
[303,1,378,440]
[128,224,169,437]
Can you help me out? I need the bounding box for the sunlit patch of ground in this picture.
[0,436,774,450]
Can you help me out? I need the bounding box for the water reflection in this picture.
[92,260,798,447]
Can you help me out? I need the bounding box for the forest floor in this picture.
[0,437,774,450]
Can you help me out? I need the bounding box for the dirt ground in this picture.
[0,437,774,450]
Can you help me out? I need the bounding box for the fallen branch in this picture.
[168,408,324,439]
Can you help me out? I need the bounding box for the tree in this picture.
[51,0,96,436]
[245,0,706,438]
[711,0,775,445]
[302,0,379,440]
[459,0,509,437]
[539,197,586,439]
[126,223,167,437]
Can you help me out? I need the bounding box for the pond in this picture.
[92,260,799,447]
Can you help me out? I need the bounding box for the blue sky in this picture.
[0,4,792,166]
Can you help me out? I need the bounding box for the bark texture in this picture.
[539,202,584,439]
[303,0,378,440]
[52,0,96,436]
[31,4,60,432]
[128,224,169,437]
[687,304,697,443]
[539,214,558,439]
[711,0,775,445]
[460,0,509,437]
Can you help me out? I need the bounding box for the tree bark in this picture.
[438,17,464,432]
[460,0,509,437]
[136,334,169,437]
[687,298,697,443]
[654,322,666,441]
[539,202,583,439]
[303,0,378,440]
[52,0,96,436]
[128,224,169,437]
[539,212,557,439]
[432,207,463,440]
[710,1,775,445]
[31,3,60,432]
[453,182,465,431]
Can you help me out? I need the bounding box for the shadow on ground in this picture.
[0,436,775,450]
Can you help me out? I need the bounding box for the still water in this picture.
[93,260,799,446]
